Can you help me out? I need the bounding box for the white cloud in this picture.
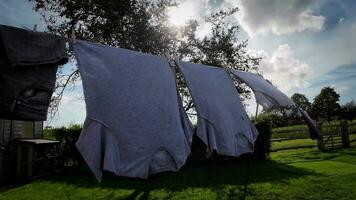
[59,95,73,105]
[167,0,322,38]
[168,1,203,26]
[47,91,86,127]
[230,0,325,36]
[251,44,311,92]
[333,85,350,93]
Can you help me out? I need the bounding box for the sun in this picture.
[168,1,198,26]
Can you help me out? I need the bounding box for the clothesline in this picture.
[0,25,320,181]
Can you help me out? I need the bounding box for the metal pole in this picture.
[255,103,259,119]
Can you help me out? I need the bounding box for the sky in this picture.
[1,0,355,127]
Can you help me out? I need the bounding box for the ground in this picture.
[1,139,356,199]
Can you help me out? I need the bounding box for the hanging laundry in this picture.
[177,61,258,157]
[230,69,295,111]
[230,69,320,139]
[0,25,68,121]
[73,40,192,180]
[298,108,321,139]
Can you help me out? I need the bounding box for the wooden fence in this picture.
[271,121,356,151]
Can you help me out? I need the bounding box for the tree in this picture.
[31,0,176,52]
[311,86,341,121]
[338,100,356,121]
[291,93,311,112]
[30,0,260,118]
[176,8,261,112]
[31,0,179,117]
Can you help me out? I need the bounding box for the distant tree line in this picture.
[256,86,356,128]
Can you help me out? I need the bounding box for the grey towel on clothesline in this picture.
[177,61,258,157]
[230,69,295,111]
[73,40,192,180]
[230,69,320,139]
[299,108,321,139]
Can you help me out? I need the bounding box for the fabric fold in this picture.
[76,118,114,181]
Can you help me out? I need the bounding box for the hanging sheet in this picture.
[73,40,192,180]
[178,61,258,157]
[230,69,320,139]
[230,69,295,111]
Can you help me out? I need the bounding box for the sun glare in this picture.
[168,1,198,26]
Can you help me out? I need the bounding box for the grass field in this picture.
[271,119,356,139]
[1,143,356,199]
[271,134,356,151]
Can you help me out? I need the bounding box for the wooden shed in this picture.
[0,120,43,147]
[0,119,44,182]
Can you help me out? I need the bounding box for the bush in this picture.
[338,101,356,121]
[254,110,309,129]
[44,124,83,167]
[253,121,272,160]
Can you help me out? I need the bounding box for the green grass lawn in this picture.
[1,144,356,200]
[272,138,316,151]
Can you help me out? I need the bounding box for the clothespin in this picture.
[33,24,37,31]
[71,29,76,44]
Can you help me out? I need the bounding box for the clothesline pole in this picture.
[255,103,259,119]
[71,29,76,44]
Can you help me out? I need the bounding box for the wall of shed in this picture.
[0,119,44,147]
[0,119,44,182]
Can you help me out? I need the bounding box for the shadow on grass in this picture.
[0,157,320,199]
[35,158,316,199]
